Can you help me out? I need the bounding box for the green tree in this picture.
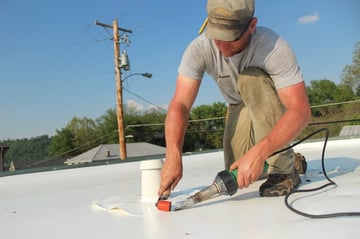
[341,41,360,96]
[124,107,166,145]
[1,135,51,169]
[48,116,98,157]
[335,83,354,102]
[48,128,75,157]
[138,108,166,145]
[67,116,99,152]
[96,108,118,144]
[186,102,227,151]
[306,78,355,117]
[306,78,339,105]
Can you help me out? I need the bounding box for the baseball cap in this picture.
[206,0,255,41]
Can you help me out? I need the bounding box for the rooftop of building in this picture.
[1,136,359,239]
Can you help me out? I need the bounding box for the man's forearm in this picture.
[256,81,312,160]
[165,103,190,154]
[256,107,311,160]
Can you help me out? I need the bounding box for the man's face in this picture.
[214,37,249,57]
[213,18,256,57]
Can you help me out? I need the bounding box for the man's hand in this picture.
[229,146,266,188]
[158,157,183,196]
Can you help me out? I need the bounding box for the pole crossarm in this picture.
[95,20,133,33]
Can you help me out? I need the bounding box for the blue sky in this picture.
[0,0,359,140]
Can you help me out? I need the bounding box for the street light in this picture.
[116,72,153,160]
[122,72,152,82]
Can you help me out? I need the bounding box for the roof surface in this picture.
[1,138,359,239]
[65,142,166,165]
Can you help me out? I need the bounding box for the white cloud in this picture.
[148,104,168,111]
[126,99,167,112]
[297,12,320,25]
[127,99,144,112]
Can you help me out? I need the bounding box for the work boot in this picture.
[294,152,307,174]
[259,168,301,197]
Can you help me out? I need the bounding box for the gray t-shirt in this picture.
[178,27,304,104]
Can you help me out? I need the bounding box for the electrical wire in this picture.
[271,128,360,218]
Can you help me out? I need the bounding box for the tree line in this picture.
[1,41,359,170]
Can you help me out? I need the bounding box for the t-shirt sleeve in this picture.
[264,37,304,89]
[178,38,206,80]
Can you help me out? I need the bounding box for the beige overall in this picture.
[223,67,294,174]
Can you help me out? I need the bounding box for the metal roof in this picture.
[65,142,166,165]
[339,125,360,137]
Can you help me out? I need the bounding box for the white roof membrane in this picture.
[1,138,359,239]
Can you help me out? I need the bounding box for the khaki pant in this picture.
[223,67,294,174]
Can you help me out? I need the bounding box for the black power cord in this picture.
[273,128,360,218]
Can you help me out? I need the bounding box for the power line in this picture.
[0,39,106,53]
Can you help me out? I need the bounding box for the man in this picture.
[159,0,311,197]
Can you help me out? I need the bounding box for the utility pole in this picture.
[95,19,132,160]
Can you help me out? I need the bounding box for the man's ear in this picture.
[249,17,258,34]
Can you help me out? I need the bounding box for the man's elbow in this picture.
[302,104,312,126]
